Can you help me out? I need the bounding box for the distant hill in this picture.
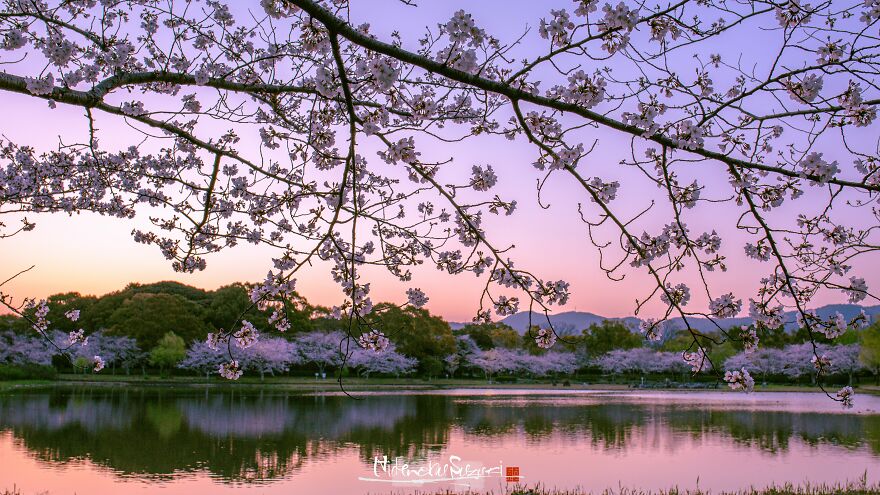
[499,311,641,335]
[494,304,880,334]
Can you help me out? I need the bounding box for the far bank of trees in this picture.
[1,281,877,386]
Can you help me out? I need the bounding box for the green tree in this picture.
[453,324,494,350]
[12,291,97,334]
[420,356,445,379]
[659,328,697,352]
[126,281,212,303]
[488,324,520,349]
[72,356,92,375]
[708,340,739,368]
[757,324,790,348]
[106,293,209,348]
[207,284,269,331]
[370,304,456,376]
[149,332,186,376]
[860,323,880,385]
[0,314,20,332]
[79,281,211,334]
[208,283,315,335]
[454,322,519,350]
[581,320,643,358]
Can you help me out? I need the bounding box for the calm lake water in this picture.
[1,387,879,494]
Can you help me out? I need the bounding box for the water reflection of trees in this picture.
[0,389,877,482]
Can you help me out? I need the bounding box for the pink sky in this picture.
[1,0,876,323]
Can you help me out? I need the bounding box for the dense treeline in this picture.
[0,281,455,378]
[1,281,318,348]
[0,281,878,385]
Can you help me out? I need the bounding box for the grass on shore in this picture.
[395,479,880,494]
[0,374,869,395]
[5,481,880,495]
[503,481,880,495]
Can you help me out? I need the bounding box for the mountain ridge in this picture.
[451,304,880,334]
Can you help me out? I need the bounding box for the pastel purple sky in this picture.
[1,1,876,322]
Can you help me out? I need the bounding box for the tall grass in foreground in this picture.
[396,480,880,495]
[6,481,880,495]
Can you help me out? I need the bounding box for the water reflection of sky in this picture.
[1,389,879,494]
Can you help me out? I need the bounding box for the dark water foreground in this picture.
[0,388,879,494]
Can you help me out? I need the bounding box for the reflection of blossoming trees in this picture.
[2,390,877,481]
[0,1,878,403]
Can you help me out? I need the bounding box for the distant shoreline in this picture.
[0,375,870,395]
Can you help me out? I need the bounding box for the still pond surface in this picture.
[1,387,879,494]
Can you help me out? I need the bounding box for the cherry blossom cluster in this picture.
[534,328,558,349]
[683,348,709,373]
[406,288,429,308]
[638,318,663,342]
[709,294,742,319]
[837,386,855,409]
[539,9,575,48]
[357,330,390,353]
[723,368,755,393]
[219,360,243,380]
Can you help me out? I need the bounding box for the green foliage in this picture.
[454,323,494,350]
[73,356,92,374]
[758,325,791,348]
[0,364,56,380]
[79,282,209,332]
[370,303,456,374]
[488,323,520,348]
[581,320,643,357]
[208,283,315,334]
[0,314,18,332]
[837,329,861,345]
[454,322,519,350]
[12,292,98,334]
[107,293,209,348]
[709,340,739,367]
[149,332,187,373]
[207,284,269,331]
[420,355,444,378]
[659,328,697,352]
[125,281,213,303]
[860,323,880,373]
[790,325,835,345]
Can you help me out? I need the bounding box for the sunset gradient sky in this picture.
[1,0,876,323]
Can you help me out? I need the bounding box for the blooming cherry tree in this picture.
[294,331,348,375]
[348,343,417,377]
[0,0,877,406]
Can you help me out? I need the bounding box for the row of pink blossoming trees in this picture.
[2,327,864,393]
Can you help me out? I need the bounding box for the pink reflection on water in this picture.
[2,391,879,495]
